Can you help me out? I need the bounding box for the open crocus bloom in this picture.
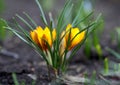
[30,26,56,50]
[60,24,85,51]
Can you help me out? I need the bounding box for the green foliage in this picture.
[101,32,120,83]
[72,0,93,28]
[106,47,120,59]
[41,0,55,11]
[116,28,120,48]
[36,0,48,25]
[0,0,4,13]
[106,27,120,59]
[90,71,96,85]
[92,15,104,58]
[12,73,19,85]
[100,60,120,84]
[100,27,120,85]
[104,58,109,74]
[12,73,36,85]
[69,0,105,59]
[0,0,7,43]
[84,39,91,58]
[4,0,101,81]
[78,0,104,59]
[0,19,7,41]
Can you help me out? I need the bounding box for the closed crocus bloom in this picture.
[64,24,85,50]
[69,27,85,50]
[60,31,66,56]
[52,29,56,41]
[30,28,39,44]
[30,26,56,50]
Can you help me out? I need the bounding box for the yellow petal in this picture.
[66,24,72,31]
[78,31,85,43]
[65,24,73,42]
[52,29,56,41]
[30,26,55,50]
[36,26,43,38]
[61,31,66,48]
[60,31,66,56]
[69,28,85,50]
[35,26,44,47]
[30,30,39,44]
[41,34,49,50]
[43,27,52,46]
[71,28,80,40]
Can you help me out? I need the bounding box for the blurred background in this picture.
[1,0,120,45]
[0,0,120,84]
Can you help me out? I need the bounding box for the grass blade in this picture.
[60,4,74,33]
[16,14,33,30]
[57,0,72,33]
[0,18,7,40]
[12,73,19,85]
[23,12,37,27]
[12,18,31,39]
[106,47,120,59]
[49,12,54,29]
[72,0,83,25]
[72,11,93,27]
[5,27,29,44]
[36,0,48,25]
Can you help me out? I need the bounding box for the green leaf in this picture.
[0,19,7,40]
[32,81,36,85]
[86,13,102,37]
[12,18,31,40]
[72,11,93,27]
[92,31,103,58]
[72,0,83,25]
[49,12,55,29]
[104,58,109,74]
[116,28,120,48]
[84,39,92,58]
[21,81,25,85]
[12,73,19,85]
[16,14,33,30]
[56,0,72,33]
[5,27,30,44]
[36,0,48,25]
[0,0,4,13]
[90,71,96,85]
[106,47,120,59]
[23,12,37,27]
[60,4,74,33]
[41,0,54,11]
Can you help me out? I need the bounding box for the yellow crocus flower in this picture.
[60,31,66,56]
[30,26,56,50]
[30,29,39,45]
[61,24,85,50]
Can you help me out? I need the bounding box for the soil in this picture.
[0,0,120,85]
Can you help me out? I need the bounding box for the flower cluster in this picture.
[30,24,85,52]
